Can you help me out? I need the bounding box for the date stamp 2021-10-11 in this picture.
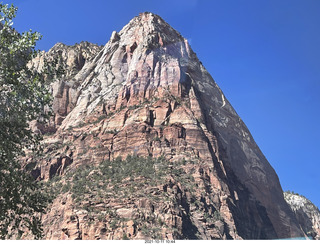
[145,240,176,244]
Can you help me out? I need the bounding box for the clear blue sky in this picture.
[5,0,320,208]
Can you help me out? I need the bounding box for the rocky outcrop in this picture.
[30,41,103,129]
[24,12,308,240]
[284,192,320,239]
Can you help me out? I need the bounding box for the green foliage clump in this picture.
[213,210,223,221]
[122,233,129,240]
[0,3,52,239]
[48,155,195,207]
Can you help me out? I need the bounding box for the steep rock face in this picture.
[284,192,320,239]
[30,41,103,129]
[26,12,305,239]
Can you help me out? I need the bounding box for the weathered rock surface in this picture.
[30,41,103,129]
[23,12,311,240]
[284,192,320,239]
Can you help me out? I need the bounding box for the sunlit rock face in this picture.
[284,192,320,240]
[25,12,306,240]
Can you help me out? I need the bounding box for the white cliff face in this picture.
[285,193,309,211]
[284,192,320,239]
[29,41,103,128]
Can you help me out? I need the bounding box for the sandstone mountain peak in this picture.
[121,12,182,39]
[109,12,188,58]
[24,13,316,240]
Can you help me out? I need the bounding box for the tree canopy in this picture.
[0,3,50,239]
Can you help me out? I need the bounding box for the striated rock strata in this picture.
[23,12,308,239]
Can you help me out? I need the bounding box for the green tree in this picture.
[0,3,50,239]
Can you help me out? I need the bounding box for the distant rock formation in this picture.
[284,191,320,239]
[22,12,312,240]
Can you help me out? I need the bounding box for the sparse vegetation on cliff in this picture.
[42,155,228,239]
